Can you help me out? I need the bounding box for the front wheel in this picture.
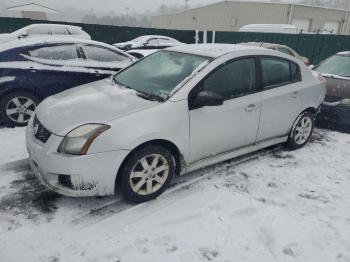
[287,112,315,150]
[0,91,39,127]
[119,145,176,203]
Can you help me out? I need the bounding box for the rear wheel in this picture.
[287,111,315,150]
[119,145,176,203]
[0,91,39,127]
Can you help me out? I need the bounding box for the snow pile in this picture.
[0,127,349,262]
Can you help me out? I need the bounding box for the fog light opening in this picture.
[58,175,73,189]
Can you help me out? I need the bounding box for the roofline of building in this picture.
[152,0,349,18]
[6,2,60,13]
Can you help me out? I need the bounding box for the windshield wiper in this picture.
[112,78,167,102]
[135,90,166,102]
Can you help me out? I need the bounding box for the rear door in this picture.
[23,43,86,96]
[257,56,303,142]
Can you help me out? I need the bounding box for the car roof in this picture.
[0,37,119,53]
[20,23,82,30]
[167,44,263,58]
[139,35,175,39]
[241,42,289,49]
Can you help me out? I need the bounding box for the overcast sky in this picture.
[1,0,224,14]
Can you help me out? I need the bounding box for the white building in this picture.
[151,1,350,35]
[4,3,59,20]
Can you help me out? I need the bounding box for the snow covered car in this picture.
[126,49,158,59]
[0,37,135,126]
[114,35,182,51]
[241,42,310,65]
[26,44,326,203]
[0,24,91,44]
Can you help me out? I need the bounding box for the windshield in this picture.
[114,50,210,101]
[315,54,350,77]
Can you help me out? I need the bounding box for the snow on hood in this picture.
[0,33,14,44]
[36,78,159,136]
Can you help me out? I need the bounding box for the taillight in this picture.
[317,74,327,85]
[304,59,310,66]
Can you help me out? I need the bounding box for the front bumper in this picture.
[26,118,130,197]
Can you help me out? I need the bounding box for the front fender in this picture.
[88,100,190,162]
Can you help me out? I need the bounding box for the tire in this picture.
[287,111,315,150]
[119,145,176,203]
[0,91,39,127]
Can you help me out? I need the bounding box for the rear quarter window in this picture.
[261,57,301,90]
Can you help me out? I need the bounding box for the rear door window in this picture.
[82,45,128,62]
[261,57,300,89]
[28,44,79,61]
[147,38,159,46]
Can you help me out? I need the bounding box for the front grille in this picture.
[33,116,51,143]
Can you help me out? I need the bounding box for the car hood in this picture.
[0,34,14,44]
[36,78,159,136]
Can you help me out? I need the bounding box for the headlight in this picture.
[58,124,110,155]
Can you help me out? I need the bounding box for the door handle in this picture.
[292,91,299,98]
[245,104,257,112]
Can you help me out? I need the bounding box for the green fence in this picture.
[1,17,350,64]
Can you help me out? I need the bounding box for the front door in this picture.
[189,57,261,163]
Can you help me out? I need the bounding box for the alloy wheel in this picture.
[129,154,169,196]
[294,116,313,145]
[6,96,36,124]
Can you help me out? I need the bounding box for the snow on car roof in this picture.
[167,44,263,58]
[241,42,285,48]
[0,37,122,53]
[337,51,350,56]
[19,23,82,30]
[134,35,176,40]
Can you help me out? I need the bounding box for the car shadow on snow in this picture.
[0,158,121,225]
[0,159,61,221]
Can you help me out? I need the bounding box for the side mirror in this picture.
[193,91,224,108]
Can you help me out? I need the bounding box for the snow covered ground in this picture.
[0,127,350,262]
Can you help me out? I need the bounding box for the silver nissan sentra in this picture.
[26,44,326,203]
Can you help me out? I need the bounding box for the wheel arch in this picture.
[115,139,184,192]
[0,86,43,101]
[302,106,318,115]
